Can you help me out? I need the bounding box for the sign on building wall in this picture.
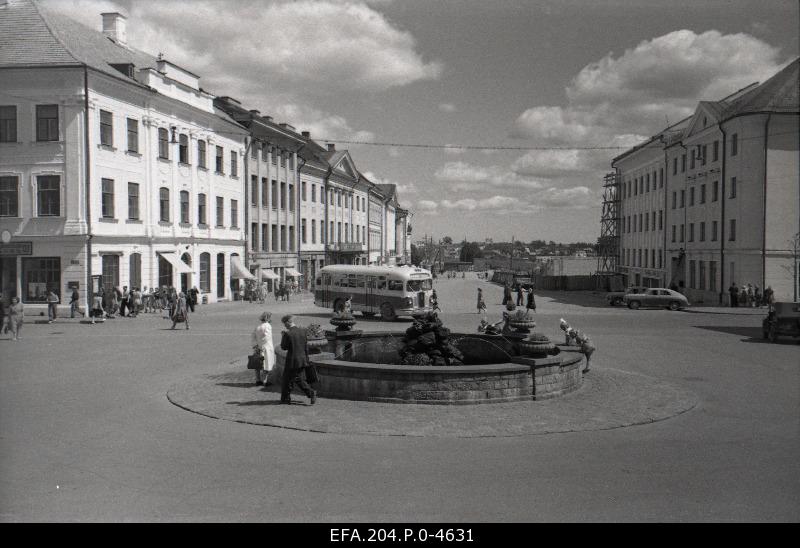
[0,242,33,256]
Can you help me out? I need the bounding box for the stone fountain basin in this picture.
[275,331,584,404]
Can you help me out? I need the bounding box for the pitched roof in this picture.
[0,0,78,66]
[723,58,799,116]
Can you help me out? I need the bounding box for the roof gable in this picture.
[684,101,725,138]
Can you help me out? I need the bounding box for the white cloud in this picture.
[416,200,439,211]
[512,30,786,144]
[511,149,606,179]
[443,145,467,155]
[439,103,457,113]
[435,161,546,189]
[273,103,375,142]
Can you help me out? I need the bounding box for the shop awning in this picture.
[230,255,257,281]
[261,269,279,280]
[285,268,302,277]
[158,251,193,274]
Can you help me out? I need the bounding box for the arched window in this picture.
[199,252,210,292]
[159,187,170,222]
[158,128,169,159]
[180,191,189,224]
[216,253,225,298]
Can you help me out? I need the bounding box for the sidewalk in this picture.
[682,305,767,315]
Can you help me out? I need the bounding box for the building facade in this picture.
[0,2,248,311]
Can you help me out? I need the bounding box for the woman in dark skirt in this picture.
[526,286,537,313]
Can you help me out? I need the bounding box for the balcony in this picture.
[330,242,364,253]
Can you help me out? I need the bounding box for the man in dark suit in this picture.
[279,314,316,405]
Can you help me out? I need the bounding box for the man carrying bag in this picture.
[279,314,317,405]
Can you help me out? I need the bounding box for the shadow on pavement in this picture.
[216,382,259,388]
[534,290,612,309]
[691,325,799,344]
[226,400,285,406]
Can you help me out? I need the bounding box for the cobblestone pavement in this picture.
[1,275,798,521]
[167,367,697,437]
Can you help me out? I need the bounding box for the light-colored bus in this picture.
[314,265,434,321]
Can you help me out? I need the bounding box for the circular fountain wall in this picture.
[276,331,584,404]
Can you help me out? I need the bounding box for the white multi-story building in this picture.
[613,59,799,303]
[0,1,248,310]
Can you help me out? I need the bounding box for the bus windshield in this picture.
[407,279,432,292]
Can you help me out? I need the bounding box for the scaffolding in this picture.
[596,171,620,275]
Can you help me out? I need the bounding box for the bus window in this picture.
[407,279,432,292]
[376,278,387,290]
[388,280,404,291]
[315,278,321,287]
[356,276,365,288]
[322,274,330,286]
[348,277,359,288]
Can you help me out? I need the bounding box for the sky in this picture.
[40,0,800,243]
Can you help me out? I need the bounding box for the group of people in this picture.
[728,283,774,308]
[86,285,199,325]
[240,280,299,304]
[499,283,536,312]
[250,312,317,405]
[0,292,24,341]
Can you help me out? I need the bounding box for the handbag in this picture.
[305,363,319,384]
[247,349,264,370]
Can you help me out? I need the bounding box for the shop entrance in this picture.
[0,257,17,300]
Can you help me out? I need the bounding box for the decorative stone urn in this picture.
[507,311,537,334]
[330,315,357,332]
[305,324,328,354]
[518,332,557,357]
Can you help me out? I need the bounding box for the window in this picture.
[681,154,686,172]
[158,128,169,159]
[712,180,719,201]
[130,253,141,290]
[198,193,207,225]
[271,149,277,165]
[639,213,642,232]
[646,173,650,192]
[100,178,114,218]
[280,182,286,209]
[311,184,316,203]
[321,221,326,243]
[690,149,695,170]
[301,218,307,244]
[700,222,705,242]
[250,176,258,207]
[338,191,342,207]
[345,222,349,242]
[215,146,224,173]
[251,223,258,251]
[230,199,238,228]
[180,191,190,224]
[271,180,278,208]
[216,253,225,298]
[289,184,295,211]
[672,192,676,209]
[311,219,316,244]
[689,187,695,206]
[659,168,663,188]
[639,179,644,194]
[698,184,705,204]
[713,140,719,162]
[388,280,404,291]
[159,188,170,222]
[701,144,707,166]
[102,254,119,294]
[645,212,649,232]
[337,222,342,242]
[36,105,59,142]
[251,143,258,160]
[680,190,685,208]
[731,133,738,156]
[672,157,677,175]
[22,257,60,303]
[261,224,268,252]
[658,210,663,230]
[709,261,717,292]
[261,178,268,208]
[178,134,189,164]
[634,178,638,196]
[689,260,696,289]
[0,106,17,142]
[289,226,295,251]
[688,223,694,242]
[712,221,718,241]
[126,118,138,153]
[281,225,287,251]
[0,176,19,217]
[659,250,663,269]
[100,110,113,147]
[680,224,684,242]
[272,224,278,251]
[198,140,207,168]
[199,253,210,292]
[280,153,285,168]
[230,151,238,177]
[652,211,656,231]
[37,175,60,216]
[730,177,737,198]
[302,182,307,202]
[729,219,736,241]
[330,221,334,243]
[216,196,224,227]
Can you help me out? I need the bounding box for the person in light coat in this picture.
[251,311,276,386]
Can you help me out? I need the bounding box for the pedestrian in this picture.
[8,297,23,341]
[477,288,486,316]
[747,283,756,308]
[526,286,537,313]
[120,286,129,317]
[46,288,59,323]
[188,286,198,313]
[516,284,524,306]
[740,285,748,308]
[69,286,80,318]
[90,292,104,324]
[502,284,512,306]
[764,286,775,309]
[171,291,190,330]
[430,289,440,313]
[576,331,595,373]
[728,283,739,307]
[251,311,276,386]
[0,292,7,335]
[108,288,118,318]
[279,314,317,405]
[754,286,762,308]
[130,287,141,317]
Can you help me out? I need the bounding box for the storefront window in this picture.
[129,253,141,290]
[102,254,119,293]
[22,257,60,303]
[199,252,210,292]
[216,253,225,298]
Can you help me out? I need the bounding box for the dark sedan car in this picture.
[624,288,690,310]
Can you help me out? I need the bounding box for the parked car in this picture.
[606,286,647,306]
[624,288,690,310]
[762,302,800,343]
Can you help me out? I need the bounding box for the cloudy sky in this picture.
[42,0,799,243]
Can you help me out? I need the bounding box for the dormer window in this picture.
[109,63,135,78]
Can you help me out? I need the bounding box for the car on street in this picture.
[606,286,647,306]
[624,288,690,310]
[762,302,800,342]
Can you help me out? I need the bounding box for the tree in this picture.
[410,244,424,266]
[460,242,484,263]
[441,236,453,245]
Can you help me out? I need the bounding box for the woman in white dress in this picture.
[251,311,276,386]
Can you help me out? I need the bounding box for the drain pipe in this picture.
[83,65,92,317]
[761,113,772,290]
[719,126,727,305]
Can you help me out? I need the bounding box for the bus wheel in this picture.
[380,303,396,321]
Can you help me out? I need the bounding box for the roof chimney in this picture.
[327,143,336,152]
[263,116,273,123]
[301,131,310,139]
[249,109,261,117]
[101,12,127,46]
